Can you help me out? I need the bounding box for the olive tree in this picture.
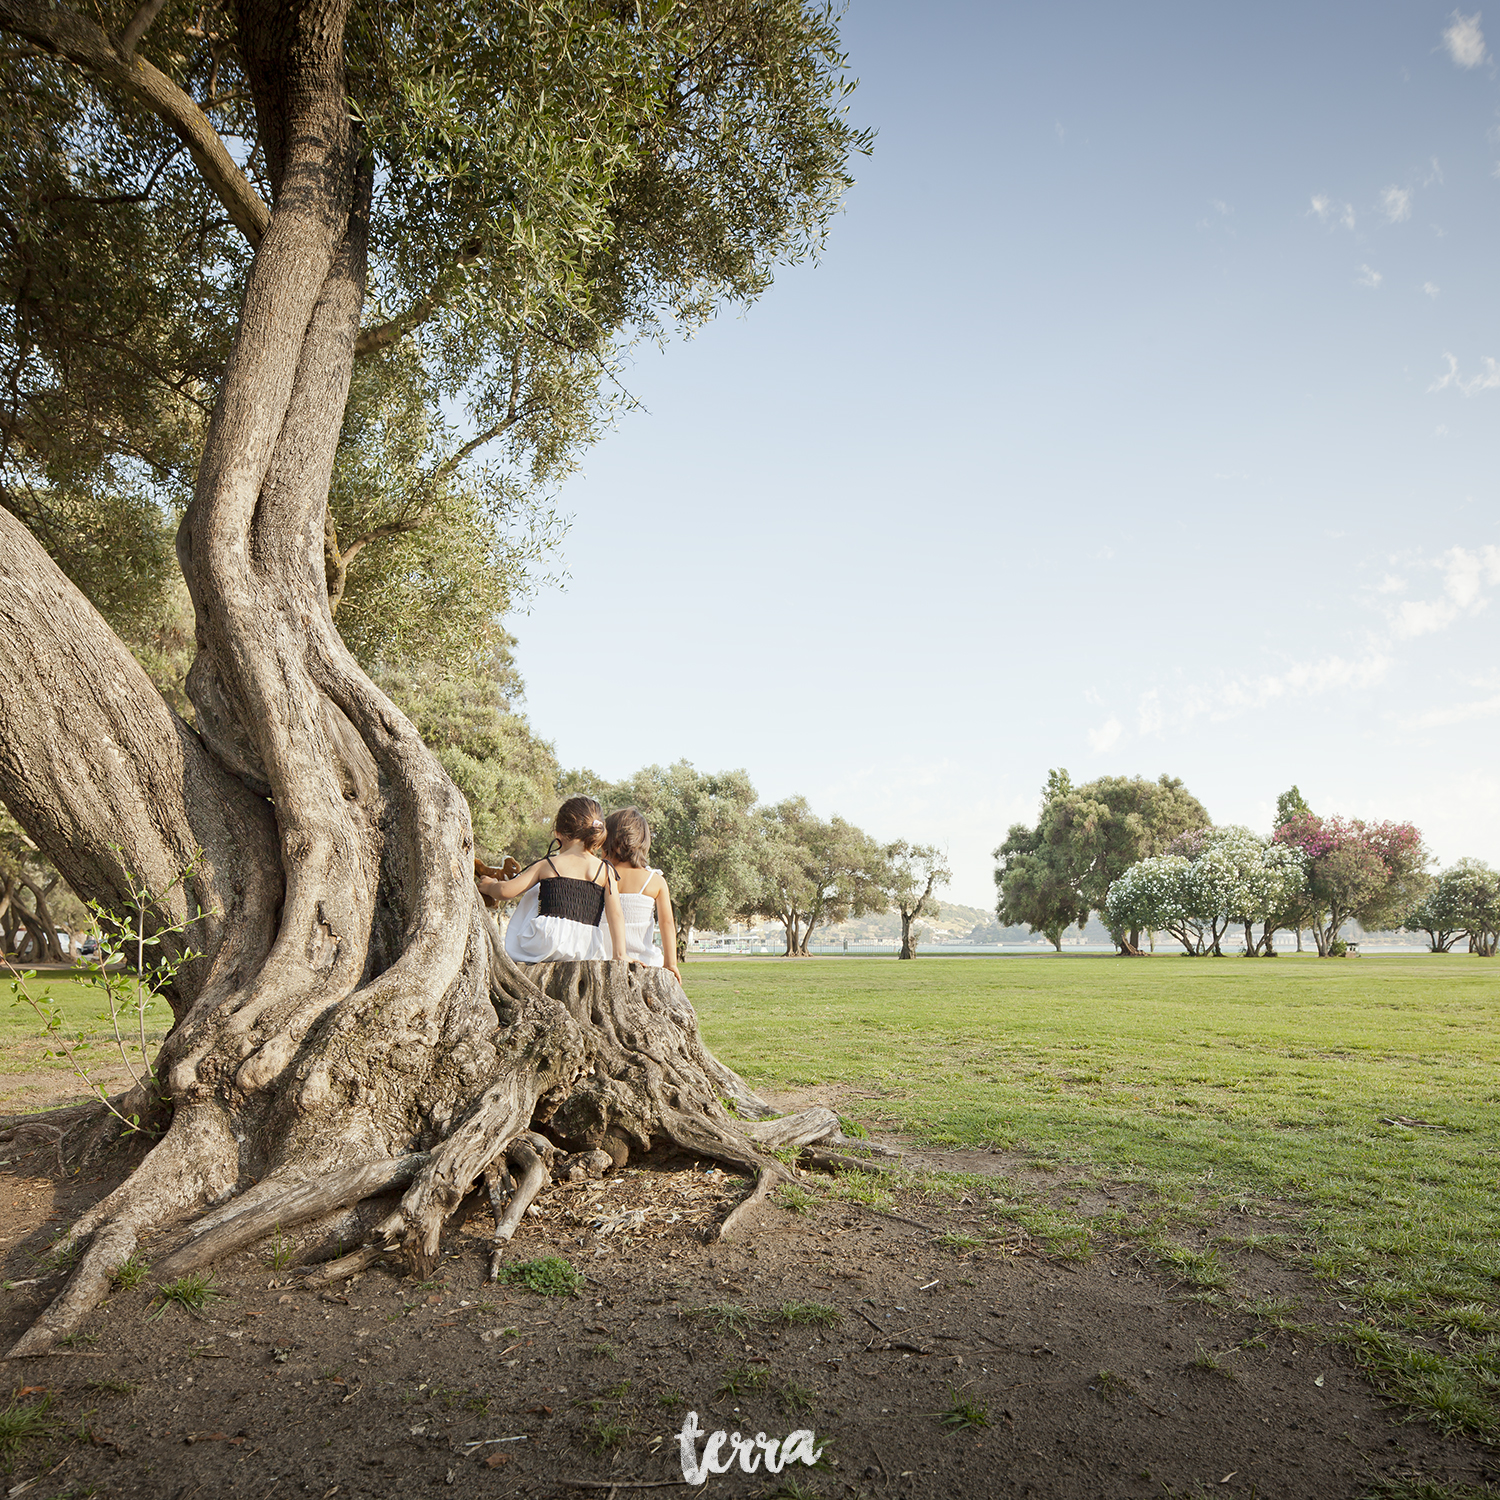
[0,0,871,1353]
[881,841,950,959]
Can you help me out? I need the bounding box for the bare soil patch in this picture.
[0,1130,1492,1499]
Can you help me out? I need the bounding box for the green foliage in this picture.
[1274,785,1313,829]
[264,1229,295,1272]
[748,796,890,954]
[683,1302,759,1336]
[937,1387,990,1430]
[375,637,559,854]
[149,1273,222,1321]
[0,1389,57,1453]
[715,1365,771,1398]
[880,841,951,958]
[1,0,872,688]
[776,1183,815,1214]
[494,1256,582,1297]
[777,1300,840,1327]
[995,769,1209,950]
[1404,859,1500,955]
[4,853,207,1137]
[111,1253,150,1291]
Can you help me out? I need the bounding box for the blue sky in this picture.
[511,1,1500,909]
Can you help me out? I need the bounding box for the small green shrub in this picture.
[0,1391,57,1453]
[683,1302,759,1335]
[778,1300,840,1327]
[716,1366,771,1399]
[937,1387,989,1430]
[495,1257,582,1297]
[111,1252,150,1291]
[149,1273,222,1321]
[776,1184,815,1215]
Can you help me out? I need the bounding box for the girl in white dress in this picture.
[481,797,627,965]
[602,808,682,982]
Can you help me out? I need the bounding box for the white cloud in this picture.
[1429,352,1500,394]
[1380,185,1413,222]
[1310,194,1356,230]
[1443,10,1488,67]
[1391,544,1500,637]
[1137,691,1162,736]
[1409,693,1500,729]
[1375,574,1408,594]
[1423,281,1440,298]
[1355,264,1383,289]
[1170,653,1393,726]
[1087,717,1122,753]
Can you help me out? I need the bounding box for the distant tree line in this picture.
[539,765,951,962]
[995,776,1492,958]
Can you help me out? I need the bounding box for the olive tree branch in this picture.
[0,0,271,246]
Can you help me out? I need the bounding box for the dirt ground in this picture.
[0,1106,1494,1500]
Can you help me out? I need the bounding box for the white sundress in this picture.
[614,867,665,966]
[503,858,612,964]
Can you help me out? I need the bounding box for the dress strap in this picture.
[592,858,617,889]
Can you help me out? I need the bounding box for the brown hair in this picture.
[603,807,651,869]
[554,796,606,851]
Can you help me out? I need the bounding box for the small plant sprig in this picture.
[3,852,210,1136]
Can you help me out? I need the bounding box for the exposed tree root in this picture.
[155,1155,426,1277]
[6,956,890,1350]
[800,1146,889,1176]
[8,1219,138,1358]
[717,1166,779,1242]
[298,1242,388,1287]
[487,1132,553,1280]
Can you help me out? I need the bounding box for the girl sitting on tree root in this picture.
[479,796,627,964]
[603,807,682,983]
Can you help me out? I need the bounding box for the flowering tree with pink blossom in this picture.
[1272,814,1431,957]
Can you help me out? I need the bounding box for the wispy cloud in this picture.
[1391,544,1500,637]
[1310,194,1357,230]
[1087,717,1122,753]
[1409,693,1500,729]
[1151,654,1394,730]
[1442,10,1488,67]
[1355,264,1383,289]
[1375,574,1408,594]
[1137,690,1162,736]
[1429,353,1500,394]
[1423,281,1441,298]
[1380,185,1413,222]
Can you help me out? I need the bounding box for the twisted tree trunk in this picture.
[0,0,874,1359]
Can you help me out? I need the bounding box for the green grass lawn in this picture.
[688,951,1500,1437]
[0,968,167,1108]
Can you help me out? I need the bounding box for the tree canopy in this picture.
[1,0,872,677]
[994,768,1209,951]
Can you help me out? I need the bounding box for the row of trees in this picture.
[1402,861,1500,955]
[494,762,951,962]
[998,775,1484,958]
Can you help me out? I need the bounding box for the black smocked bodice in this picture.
[536,875,607,927]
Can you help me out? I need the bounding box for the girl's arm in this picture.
[653,876,681,981]
[603,872,627,963]
[492,859,544,902]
